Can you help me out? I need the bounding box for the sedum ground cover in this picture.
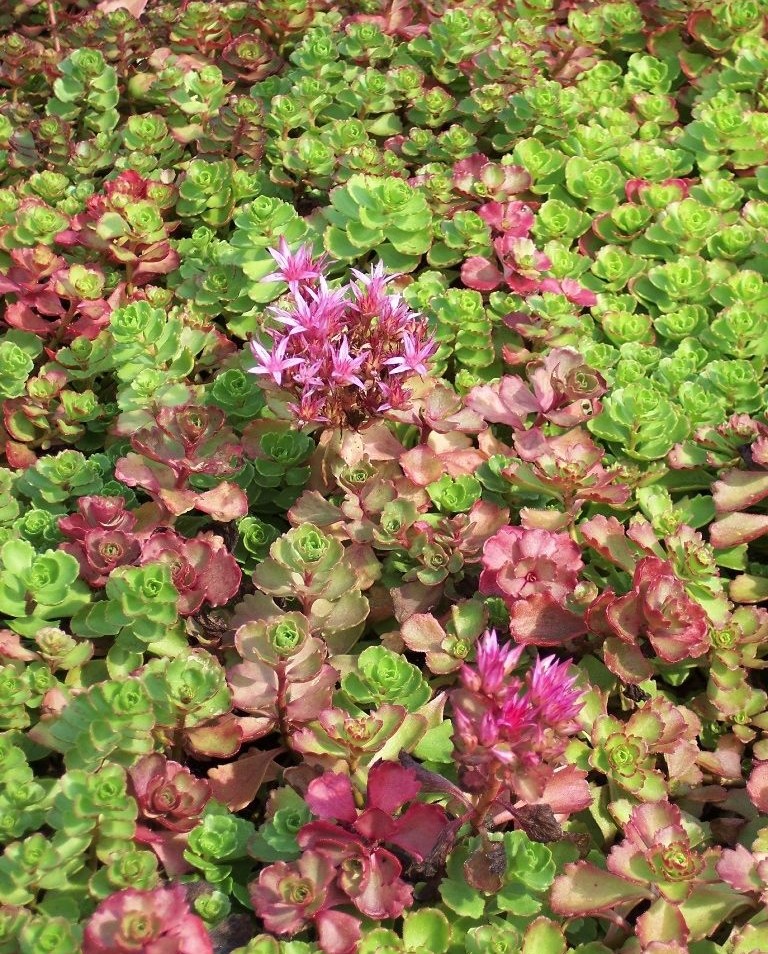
[2,0,768,952]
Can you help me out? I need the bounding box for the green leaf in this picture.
[1,540,34,576]
[403,908,450,953]
[413,720,454,764]
[729,573,768,602]
[145,625,191,658]
[0,577,27,617]
[378,245,421,272]
[439,877,486,918]
[323,226,361,260]
[496,882,542,916]
[521,919,567,954]
[358,929,400,954]
[373,709,429,765]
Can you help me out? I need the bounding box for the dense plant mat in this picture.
[1,0,768,952]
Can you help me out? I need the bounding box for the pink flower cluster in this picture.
[248,240,437,426]
[451,629,584,790]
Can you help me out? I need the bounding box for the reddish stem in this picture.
[471,772,504,831]
[47,0,61,54]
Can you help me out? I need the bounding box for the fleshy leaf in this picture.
[550,862,649,915]
[207,747,282,811]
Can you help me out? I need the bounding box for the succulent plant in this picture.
[2,4,768,953]
[83,885,212,954]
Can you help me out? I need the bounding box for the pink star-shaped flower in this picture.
[384,331,436,376]
[330,337,368,389]
[263,238,326,291]
[248,336,304,386]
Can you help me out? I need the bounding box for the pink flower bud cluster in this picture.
[452,629,584,789]
[248,240,437,426]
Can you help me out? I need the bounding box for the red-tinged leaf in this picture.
[195,483,249,521]
[730,573,768,604]
[713,470,768,513]
[533,764,593,817]
[626,517,663,555]
[200,548,242,607]
[207,747,283,811]
[228,592,282,630]
[185,714,243,760]
[157,488,198,517]
[288,491,345,530]
[132,501,166,535]
[716,843,761,894]
[115,453,170,494]
[636,898,688,949]
[603,636,654,684]
[521,918,567,954]
[747,761,768,813]
[417,381,485,435]
[558,278,598,308]
[579,515,639,572]
[710,512,768,548]
[366,759,421,814]
[306,773,357,823]
[237,715,274,745]
[97,0,149,14]
[400,445,444,485]
[367,581,396,625]
[387,801,450,861]
[464,500,510,551]
[520,508,572,531]
[131,244,180,285]
[550,861,649,915]
[400,613,446,653]
[696,738,744,782]
[686,9,725,50]
[392,581,441,622]
[444,447,488,477]
[466,376,539,429]
[453,153,490,191]
[315,909,362,954]
[0,628,38,661]
[508,593,587,646]
[39,685,68,717]
[310,591,369,640]
[345,543,382,589]
[134,825,191,877]
[460,256,503,292]
[147,47,210,72]
[342,420,404,461]
[728,926,768,954]
[4,441,37,469]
